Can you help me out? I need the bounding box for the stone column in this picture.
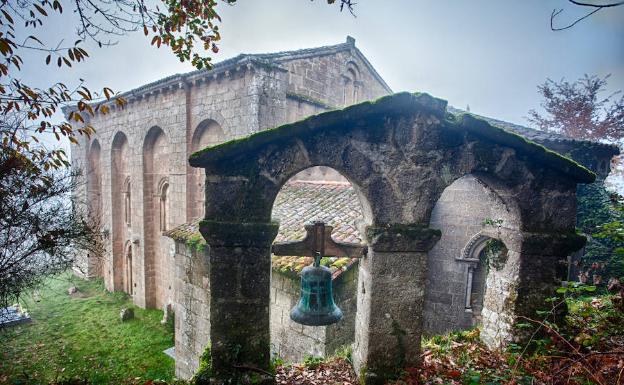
[353,224,441,385]
[199,220,279,384]
[480,230,586,349]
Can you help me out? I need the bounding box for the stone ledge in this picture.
[365,224,441,252]
[200,220,279,247]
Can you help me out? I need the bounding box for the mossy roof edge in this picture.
[189,92,595,183]
[448,113,595,183]
[189,92,446,166]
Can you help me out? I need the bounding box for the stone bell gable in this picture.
[190,91,591,384]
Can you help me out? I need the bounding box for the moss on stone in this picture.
[186,233,208,253]
[188,92,445,167]
[191,344,212,385]
[189,91,593,185]
[445,112,595,183]
[365,224,441,252]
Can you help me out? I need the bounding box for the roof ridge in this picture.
[447,106,619,151]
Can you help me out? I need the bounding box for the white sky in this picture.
[23,0,624,143]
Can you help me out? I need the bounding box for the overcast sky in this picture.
[25,0,624,136]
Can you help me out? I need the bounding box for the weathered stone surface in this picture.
[192,91,590,383]
[66,37,611,383]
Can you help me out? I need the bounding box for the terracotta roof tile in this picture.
[165,180,364,279]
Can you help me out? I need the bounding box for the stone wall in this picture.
[270,265,358,363]
[174,243,211,380]
[69,39,389,312]
[173,239,358,377]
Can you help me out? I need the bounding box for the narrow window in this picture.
[159,182,169,232]
[124,180,131,226]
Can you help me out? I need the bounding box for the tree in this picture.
[551,0,624,31]
[528,74,624,142]
[0,129,104,313]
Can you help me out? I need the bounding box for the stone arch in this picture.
[269,166,368,362]
[143,125,170,308]
[111,131,129,291]
[87,139,103,277]
[343,61,361,106]
[426,174,520,337]
[190,93,590,381]
[188,119,224,220]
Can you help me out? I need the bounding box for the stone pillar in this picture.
[353,224,441,385]
[199,220,279,384]
[480,230,586,348]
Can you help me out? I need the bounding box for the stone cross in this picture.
[272,221,366,258]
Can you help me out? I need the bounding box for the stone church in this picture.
[68,37,618,379]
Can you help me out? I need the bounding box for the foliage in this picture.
[0,144,103,310]
[0,273,174,384]
[480,238,508,271]
[0,0,353,174]
[576,182,624,282]
[528,74,624,142]
[302,355,325,370]
[191,344,212,385]
[275,357,357,385]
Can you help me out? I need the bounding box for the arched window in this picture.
[124,178,131,226]
[159,180,169,232]
[343,62,360,106]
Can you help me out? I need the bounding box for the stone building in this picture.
[69,36,390,306]
[68,38,618,381]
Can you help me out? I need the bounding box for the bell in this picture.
[290,253,343,326]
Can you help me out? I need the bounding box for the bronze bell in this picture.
[290,252,343,326]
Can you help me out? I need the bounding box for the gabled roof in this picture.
[189,92,595,183]
[108,37,391,104]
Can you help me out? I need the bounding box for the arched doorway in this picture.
[425,174,520,335]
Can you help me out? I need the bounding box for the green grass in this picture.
[0,273,175,384]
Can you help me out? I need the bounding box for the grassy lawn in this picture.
[0,273,175,385]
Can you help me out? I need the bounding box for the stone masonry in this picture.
[67,37,619,384]
[189,92,591,383]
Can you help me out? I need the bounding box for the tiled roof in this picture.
[165,181,364,279]
[447,106,619,153]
